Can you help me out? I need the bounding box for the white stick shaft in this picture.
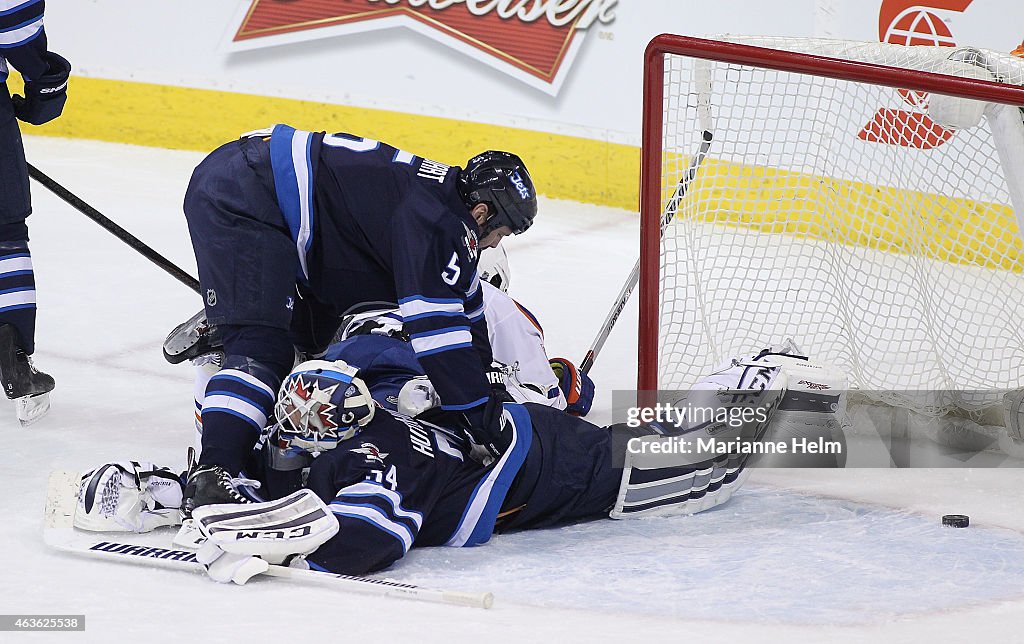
[43,471,493,609]
[264,566,493,609]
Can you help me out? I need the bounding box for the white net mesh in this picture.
[656,37,1024,415]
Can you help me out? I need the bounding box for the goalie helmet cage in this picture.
[638,35,1024,415]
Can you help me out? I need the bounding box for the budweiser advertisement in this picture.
[226,0,618,95]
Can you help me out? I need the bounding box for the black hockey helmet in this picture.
[457,151,537,236]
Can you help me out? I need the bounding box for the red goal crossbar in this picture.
[637,34,1024,393]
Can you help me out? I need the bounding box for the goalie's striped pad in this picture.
[610,452,749,519]
[193,489,339,564]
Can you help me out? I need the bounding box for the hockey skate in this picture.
[163,309,223,364]
[0,324,55,426]
[180,448,259,517]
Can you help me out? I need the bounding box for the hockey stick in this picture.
[43,471,493,609]
[578,129,713,374]
[27,164,201,294]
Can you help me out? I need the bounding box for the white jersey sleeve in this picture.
[481,282,567,410]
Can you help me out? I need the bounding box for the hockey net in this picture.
[639,35,1024,418]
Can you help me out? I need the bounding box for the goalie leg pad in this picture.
[193,489,339,565]
[753,352,849,467]
[611,357,787,519]
[610,449,750,519]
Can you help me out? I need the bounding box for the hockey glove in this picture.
[75,461,184,533]
[464,367,516,460]
[549,357,595,417]
[12,51,71,126]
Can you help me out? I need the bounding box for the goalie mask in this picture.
[478,245,511,293]
[458,151,537,237]
[274,359,375,453]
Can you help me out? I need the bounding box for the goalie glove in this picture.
[549,357,595,417]
[75,462,184,533]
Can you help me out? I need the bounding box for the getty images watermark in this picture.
[622,400,842,459]
[612,389,1024,468]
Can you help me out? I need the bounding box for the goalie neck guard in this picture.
[274,359,376,453]
[458,151,537,237]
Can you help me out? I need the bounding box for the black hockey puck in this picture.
[942,514,969,528]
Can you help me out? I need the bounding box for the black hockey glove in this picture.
[464,368,515,460]
[13,51,71,126]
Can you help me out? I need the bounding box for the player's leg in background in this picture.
[0,80,53,405]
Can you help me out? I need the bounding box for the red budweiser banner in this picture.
[231,0,617,93]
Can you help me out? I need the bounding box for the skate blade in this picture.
[17,392,51,426]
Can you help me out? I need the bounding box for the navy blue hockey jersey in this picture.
[267,124,492,413]
[0,0,49,82]
[322,333,422,412]
[304,405,533,575]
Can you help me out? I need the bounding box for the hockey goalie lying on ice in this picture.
[73,352,846,585]
[73,257,848,585]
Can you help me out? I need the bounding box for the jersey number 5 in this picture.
[441,251,461,285]
[323,134,416,165]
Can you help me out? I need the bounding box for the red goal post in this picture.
[638,35,1024,402]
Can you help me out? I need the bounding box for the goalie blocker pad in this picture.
[192,489,338,564]
[611,356,787,519]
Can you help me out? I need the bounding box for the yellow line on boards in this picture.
[12,75,641,210]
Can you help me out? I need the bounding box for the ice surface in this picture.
[3,137,1024,643]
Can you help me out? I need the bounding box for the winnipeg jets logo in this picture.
[462,223,479,262]
[282,375,341,437]
[351,442,389,466]
[509,171,531,200]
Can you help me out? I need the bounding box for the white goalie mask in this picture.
[274,359,376,453]
[478,245,511,293]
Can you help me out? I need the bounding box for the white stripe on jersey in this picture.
[0,18,41,47]
[399,297,464,319]
[0,0,41,11]
[0,254,32,275]
[291,131,313,280]
[410,328,472,355]
[0,289,34,310]
[336,481,424,529]
[211,369,276,401]
[330,503,415,552]
[201,394,268,430]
